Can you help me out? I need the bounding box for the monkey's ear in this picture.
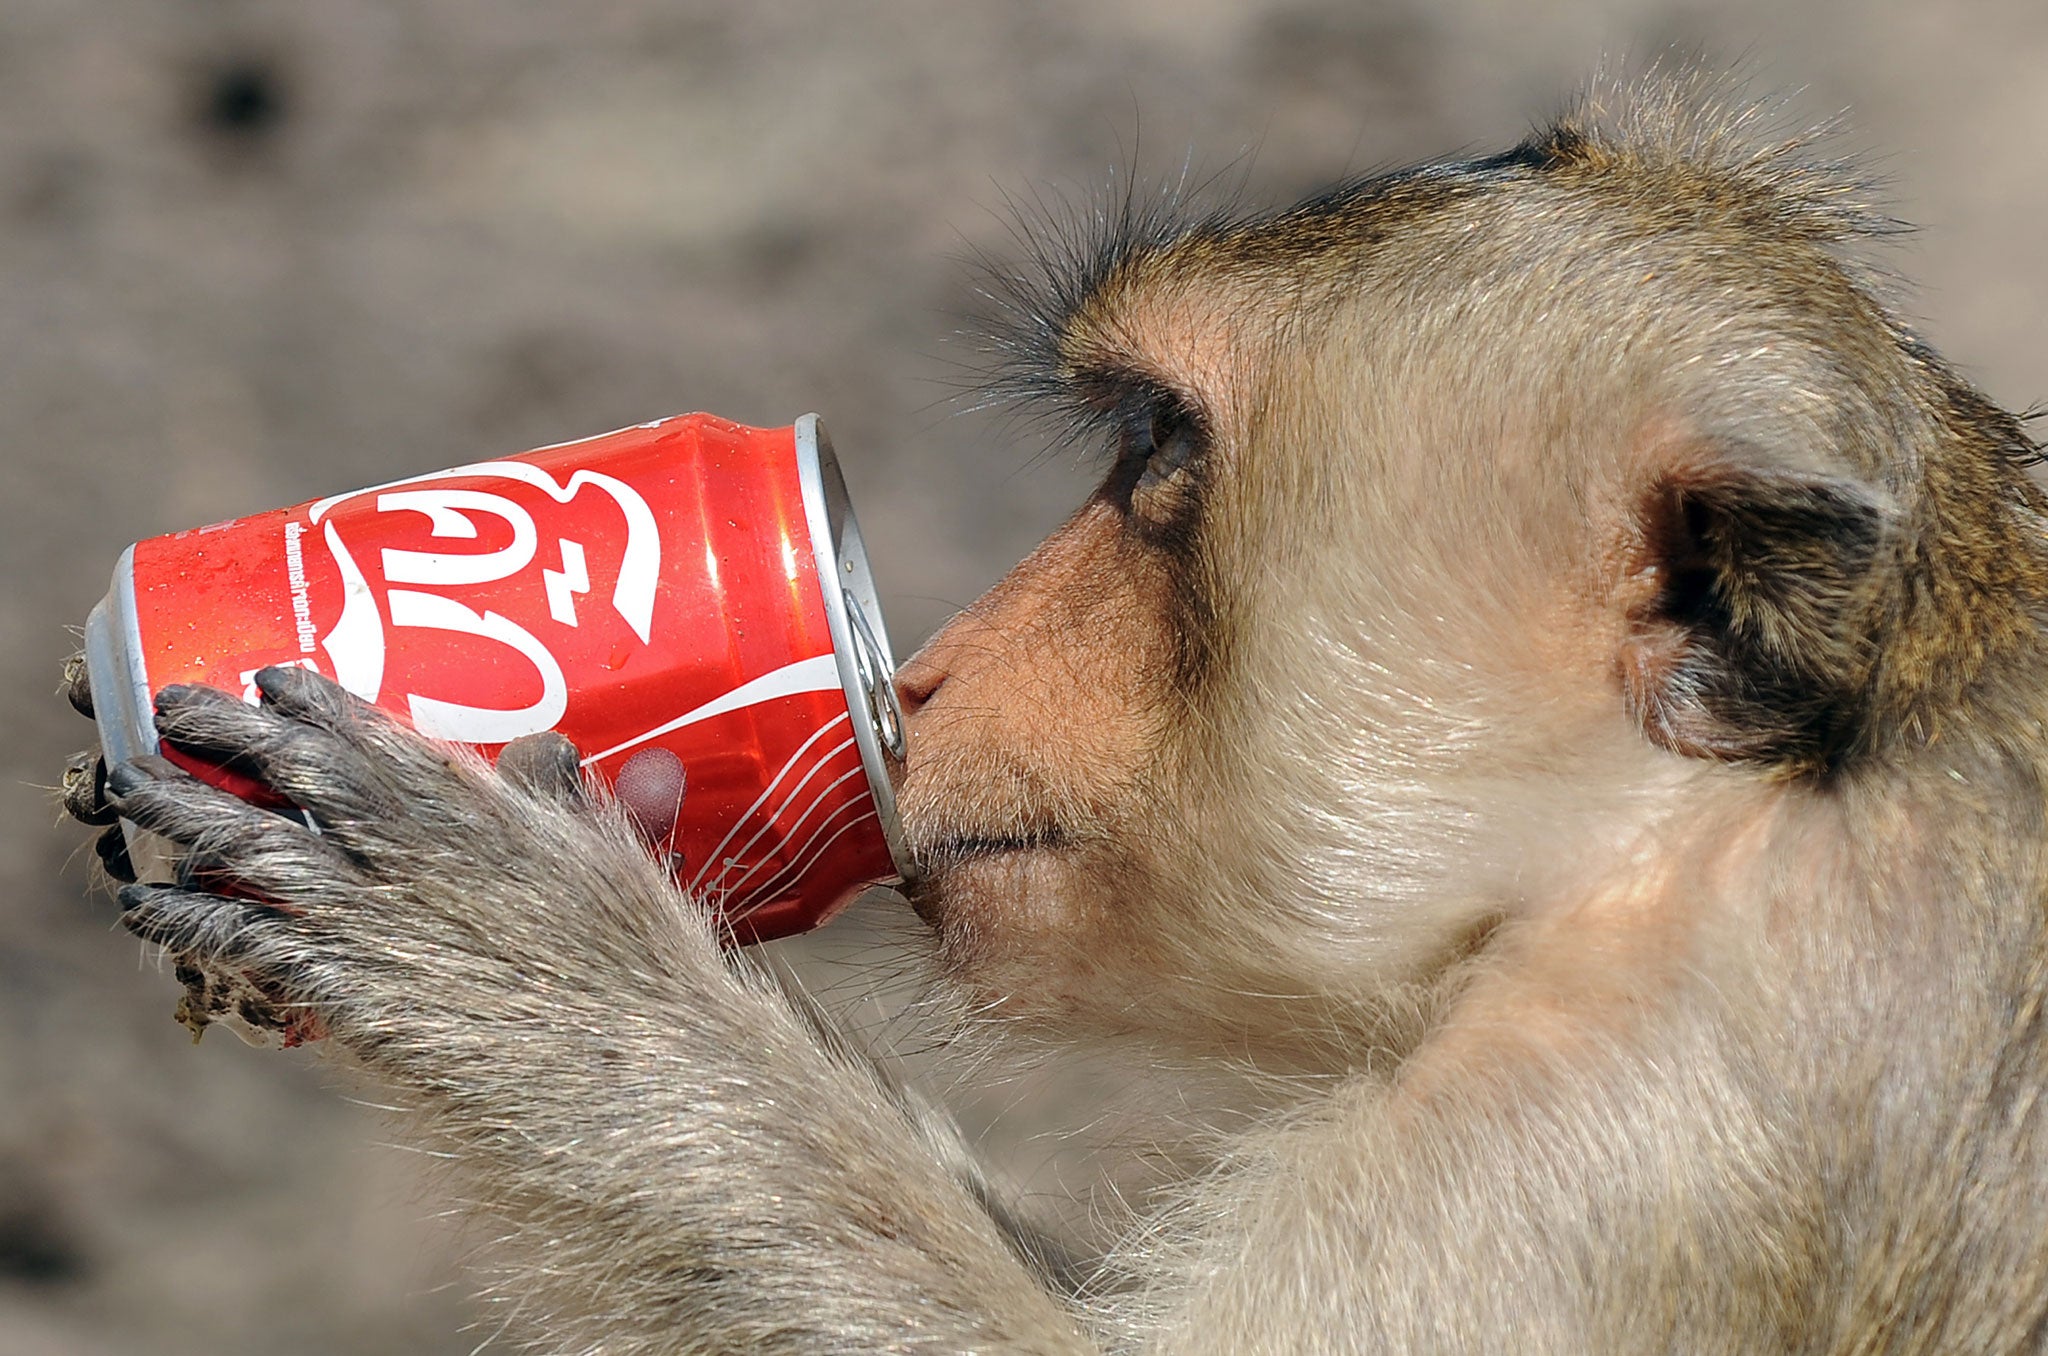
[1618,447,1896,773]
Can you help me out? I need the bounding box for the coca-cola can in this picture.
[83,412,911,944]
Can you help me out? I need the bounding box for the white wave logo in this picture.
[580,654,844,767]
[305,462,660,743]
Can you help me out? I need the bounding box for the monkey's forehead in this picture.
[1027,90,1889,402]
[1045,190,1818,430]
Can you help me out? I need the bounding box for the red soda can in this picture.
[83,413,911,944]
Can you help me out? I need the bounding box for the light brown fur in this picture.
[905,76,2048,1349]
[67,76,2048,1352]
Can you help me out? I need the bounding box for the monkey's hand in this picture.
[101,666,1089,1355]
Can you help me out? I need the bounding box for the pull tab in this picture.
[843,590,905,760]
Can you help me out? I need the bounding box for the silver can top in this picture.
[793,415,914,887]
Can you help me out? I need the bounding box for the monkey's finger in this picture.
[251,664,380,731]
[105,756,358,898]
[116,882,301,966]
[145,685,284,788]
[63,749,120,826]
[61,652,94,719]
[498,732,589,808]
[614,746,687,845]
[249,667,465,805]
[151,683,401,822]
[94,824,136,883]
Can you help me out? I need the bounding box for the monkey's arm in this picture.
[104,668,1091,1356]
[1119,1014,1799,1354]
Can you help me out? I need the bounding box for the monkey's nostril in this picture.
[892,643,958,720]
[893,666,943,719]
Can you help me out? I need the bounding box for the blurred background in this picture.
[4,2,2045,1352]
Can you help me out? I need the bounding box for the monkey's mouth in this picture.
[892,772,1076,926]
[913,826,1070,870]
[901,827,1070,930]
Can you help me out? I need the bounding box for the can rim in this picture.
[793,415,915,885]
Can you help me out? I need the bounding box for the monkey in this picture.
[58,75,2048,1352]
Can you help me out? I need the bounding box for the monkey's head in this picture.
[892,94,2048,1062]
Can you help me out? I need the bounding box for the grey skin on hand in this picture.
[57,661,1067,1356]
[60,653,596,884]
[62,661,656,1043]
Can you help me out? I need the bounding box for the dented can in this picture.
[84,413,911,943]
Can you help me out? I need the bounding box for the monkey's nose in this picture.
[892,654,945,720]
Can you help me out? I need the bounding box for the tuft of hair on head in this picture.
[956,63,1907,458]
[955,154,1247,458]
[1555,61,1903,246]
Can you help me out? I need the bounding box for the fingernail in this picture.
[62,654,95,718]
[252,666,304,700]
[153,686,199,719]
[98,831,137,883]
[62,752,119,826]
[105,754,183,796]
[104,763,152,797]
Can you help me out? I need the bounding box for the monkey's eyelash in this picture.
[1119,396,1203,494]
[1065,369,1209,490]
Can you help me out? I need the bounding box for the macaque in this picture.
[62,78,2048,1353]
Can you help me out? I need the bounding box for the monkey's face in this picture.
[892,161,1967,1055]
[890,215,1633,1051]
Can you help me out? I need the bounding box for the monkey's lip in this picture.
[901,828,1070,930]
[910,826,1071,871]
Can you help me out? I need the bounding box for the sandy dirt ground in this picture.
[4,3,2045,1352]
